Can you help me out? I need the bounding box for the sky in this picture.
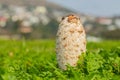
[47,0,120,17]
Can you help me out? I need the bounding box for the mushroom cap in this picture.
[56,14,86,70]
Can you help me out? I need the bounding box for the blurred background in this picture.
[0,0,120,41]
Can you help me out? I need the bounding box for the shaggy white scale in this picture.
[56,14,86,70]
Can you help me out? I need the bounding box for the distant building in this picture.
[96,17,112,25]
[19,20,32,34]
[34,6,47,14]
[0,16,7,27]
[115,19,120,28]
[107,25,116,31]
[84,24,93,32]
[87,35,102,42]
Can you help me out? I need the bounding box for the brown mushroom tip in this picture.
[67,14,79,23]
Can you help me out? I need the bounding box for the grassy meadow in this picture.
[0,40,120,80]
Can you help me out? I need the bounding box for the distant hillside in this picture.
[0,0,75,39]
[0,0,46,6]
[0,0,71,11]
[0,0,119,40]
[0,0,75,22]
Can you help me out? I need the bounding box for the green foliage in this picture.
[0,40,120,80]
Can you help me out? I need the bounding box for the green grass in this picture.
[0,40,120,80]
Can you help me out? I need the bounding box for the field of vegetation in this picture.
[0,40,120,80]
